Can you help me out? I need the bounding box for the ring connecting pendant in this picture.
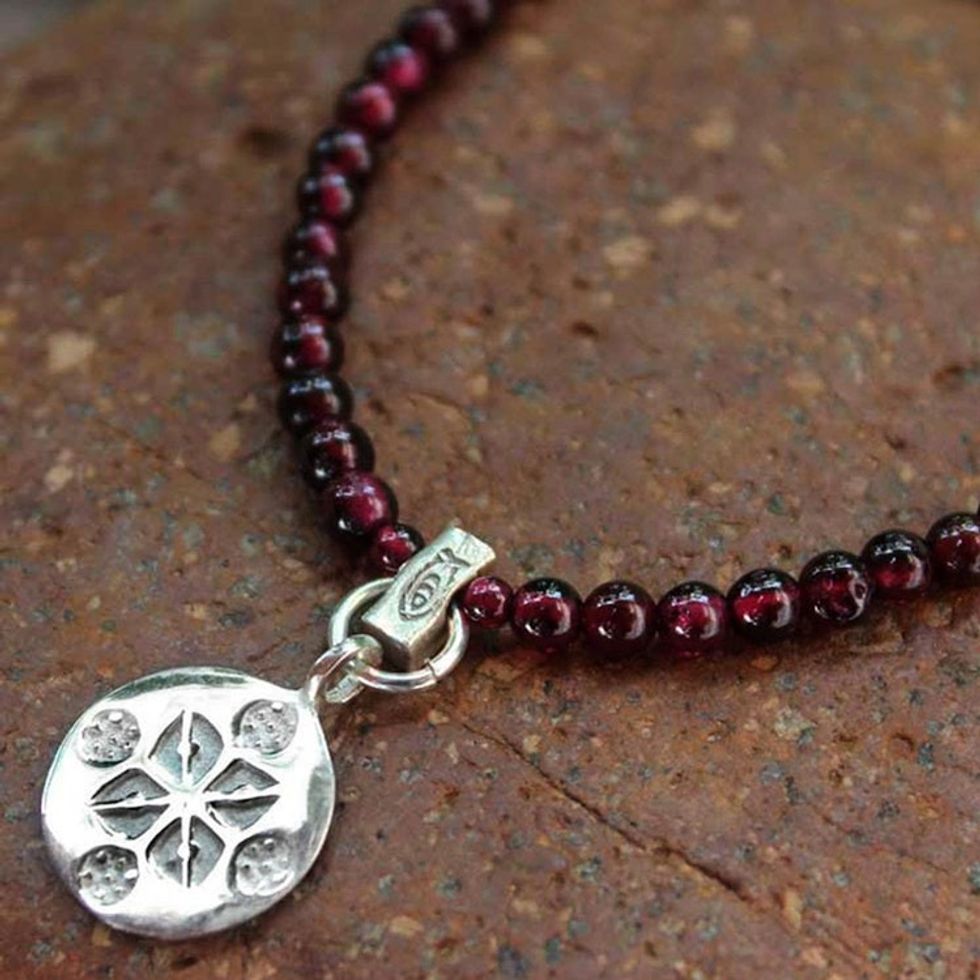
[41,526,494,939]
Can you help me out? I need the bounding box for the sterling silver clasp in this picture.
[305,526,495,706]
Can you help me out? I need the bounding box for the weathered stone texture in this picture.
[1,0,978,976]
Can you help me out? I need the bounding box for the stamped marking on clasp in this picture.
[361,526,495,671]
[398,547,470,621]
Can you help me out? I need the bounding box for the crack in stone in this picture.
[454,716,756,903]
[88,414,219,492]
[449,715,887,972]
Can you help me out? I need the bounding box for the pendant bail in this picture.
[360,525,495,671]
[306,525,495,706]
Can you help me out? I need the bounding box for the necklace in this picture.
[39,0,980,942]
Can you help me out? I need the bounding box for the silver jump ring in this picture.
[304,634,384,706]
[326,578,470,696]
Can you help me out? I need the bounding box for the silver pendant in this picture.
[42,667,334,940]
[41,526,494,940]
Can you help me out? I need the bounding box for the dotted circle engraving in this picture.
[236,700,299,755]
[233,834,294,897]
[78,709,141,765]
[76,846,139,906]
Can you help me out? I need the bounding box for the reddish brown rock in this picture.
[0,0,978,976]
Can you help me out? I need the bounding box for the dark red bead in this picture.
[861,530,932,598]
[321,471,398,545]
[800,550,872,624]
[283,219,348,271]
[308,127,375,184]
[369,523,425,575]
[299,419,374,490]
[727,568,800,644]
[439,0,496,38]
[657,581,729,658]
[460,575,513,630]
[336,79,399,140]
[270,317,344,377]
[511,577,581,651]
[398,6,461,61]
[582,580,656,657]
[277,373,353,436]
[278,262,348,319]
[296,169,360,226]
[366,40,431,98]
[926,512,980,585]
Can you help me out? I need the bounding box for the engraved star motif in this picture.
[89,709,279,887]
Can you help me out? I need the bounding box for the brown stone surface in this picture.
[1,0,979,976]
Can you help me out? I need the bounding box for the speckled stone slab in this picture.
[1,0,978,976]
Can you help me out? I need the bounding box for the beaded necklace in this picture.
[41,1,980,940]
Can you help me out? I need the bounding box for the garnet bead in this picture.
[460,575,513,630]
[277,373,353,436]
[511,578,581,651]
[366,40,431,98]
[299,419,374,490]
[926,512,980,585]
[308,127,375,184]
[727,568,800,644]
[369,522,425,575]
[296,170,360,226]
[657,581,729,658]
[439,0,496,38]
[336,79,399,140]
[321,471,398,545]
[800,550,872,624]
[283,219,348,271]
[270,317,344,377]
[861,530,932,598]
[278,262,348,319]
[582,580,656,657]
[398,5,461,61]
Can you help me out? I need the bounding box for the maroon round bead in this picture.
[296,169,360,226]
[308,127,375,183]
[800,550,872,624]
[336,79,399,140]
[727,568,800,644]
[460,575,513,630]
[278,262,348,319]
[926,512,980,585]
[283,219,348,271]
[270,317,344,377]
[277,373,353,436]
[657,581,729,658]
[511,578,581,651]
[369,523,425,575]
[439,0,496,38]
[299,419,374,490]
[366,40,431,98]
[398,5,461,61]
[582,580,656,657]
[321,471,398,544]
[861,530,932,598]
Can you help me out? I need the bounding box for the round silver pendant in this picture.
[41,666,334,940]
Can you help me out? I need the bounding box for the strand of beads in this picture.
[269,3,978,658]
[271,2,510,573]
[459,512,980,656]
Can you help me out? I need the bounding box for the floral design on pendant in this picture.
[41,667,335,940]
[87,709,282,888]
